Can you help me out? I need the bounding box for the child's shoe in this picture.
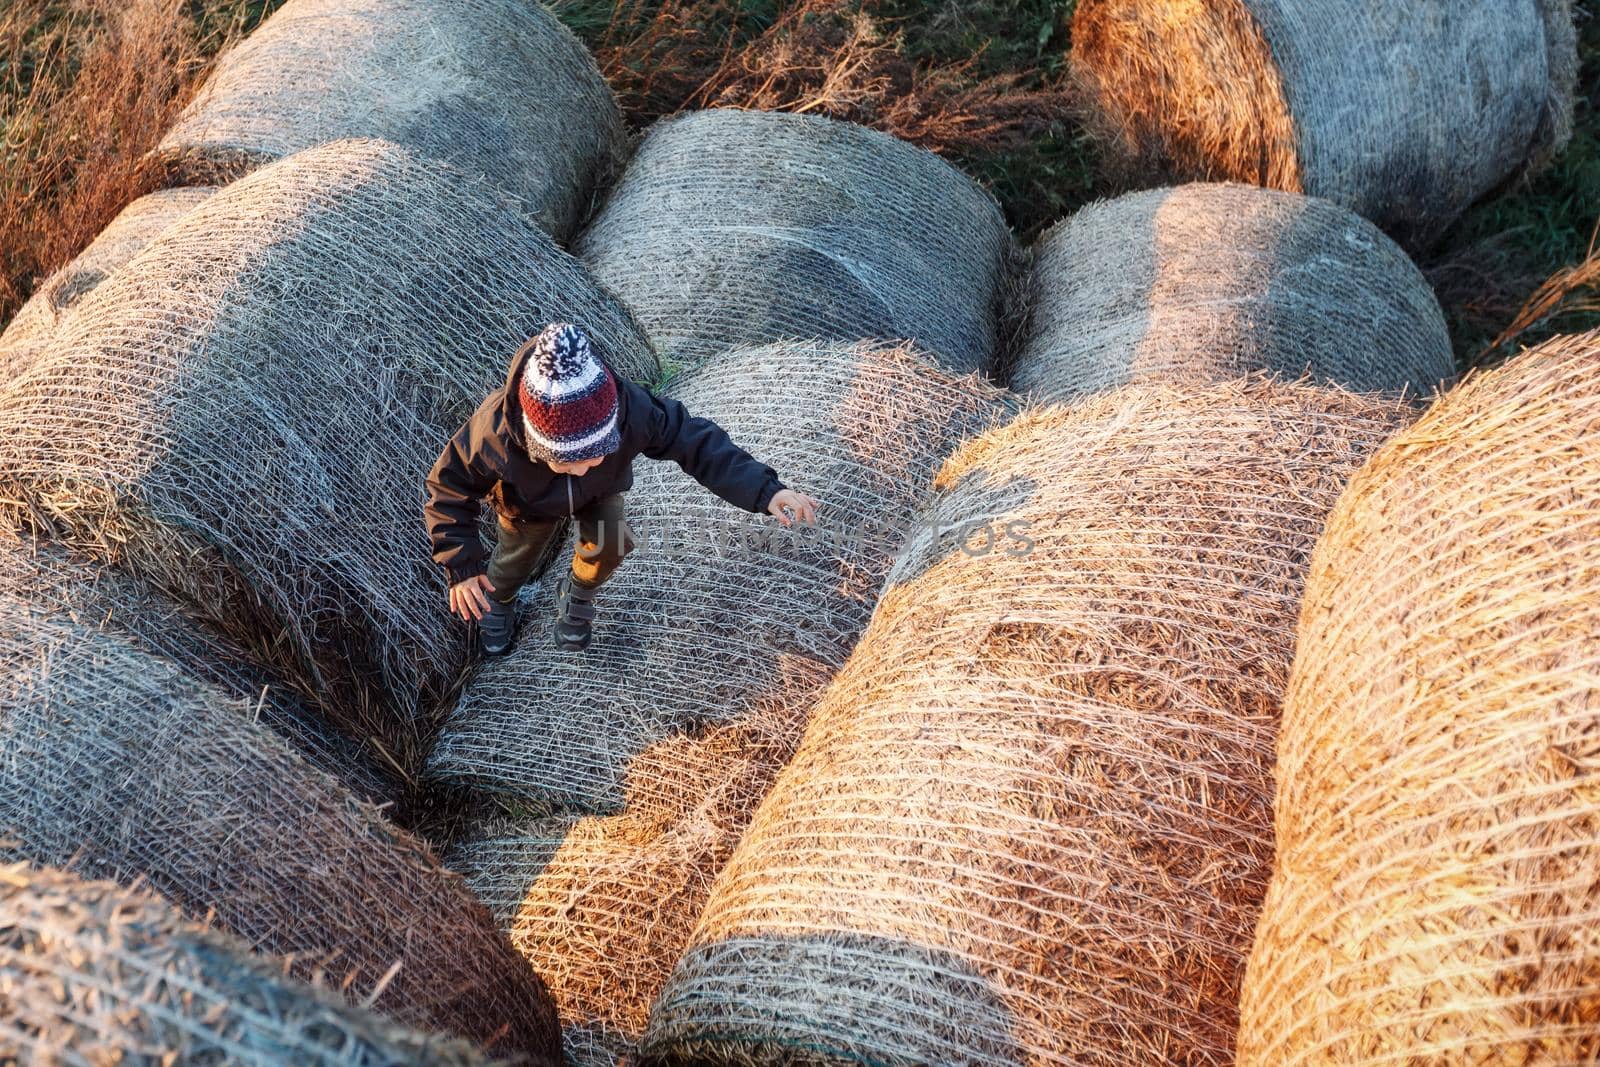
[478,596,518,656]
[554,575,597,651]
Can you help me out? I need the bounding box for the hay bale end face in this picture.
[643,379,1413,1067]
[425,339,1012,811]
[0,863,493,1065]
[0,138,655,774]
[1014,183,1453,402]
[576,109,1015,374]
[0,600,560,1061]
[1071,0,1578,247]
[1240,331,1600,1066]
[155,0,627,240]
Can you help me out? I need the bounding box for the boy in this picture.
[424,323,820,654]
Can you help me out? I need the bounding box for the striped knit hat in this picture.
[516,323,620,465]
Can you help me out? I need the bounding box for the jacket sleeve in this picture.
[642,390,785,513]
[424,421,497,584]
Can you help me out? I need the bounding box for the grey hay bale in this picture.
[1239,331,1600,1066]
[0,599,561,1061]
[575,109,1015,374]
[0,187,218,354]
[0,526,400,806]
[425,339,1012,811]
[154,0,627,241]
[0,862,492,1066]
[0,137,656,776]
[1070,0,1579,248]
[1013,183,1453,402]
[643,379,1414,1067]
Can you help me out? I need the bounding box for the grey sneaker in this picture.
[553,575,596,652]
[478,596,518,656]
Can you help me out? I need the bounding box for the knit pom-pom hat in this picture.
[516,323,620,465]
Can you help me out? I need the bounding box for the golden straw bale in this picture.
[1070,0,1578,247]
[1240,330,1600,1066]
[643,378,1413,1067]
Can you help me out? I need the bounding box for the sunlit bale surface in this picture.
[1241,330,1600,1066]
[644,378,1412,1067]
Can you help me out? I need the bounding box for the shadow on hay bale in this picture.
[1011,183,1453,401]
[424,339,1012,811]
[0,862,494,1065]
[575,109,1016,375]
[0,137,656,776]
[154,0,627,240]
[0,527,399,806]
[1239,330,1600,1066]
[0,187,218,355]
[1070,0,1578,248]
[642,378,1414,1067]
[0,601,560,1061]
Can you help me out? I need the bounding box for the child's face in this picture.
[546,456,606,476]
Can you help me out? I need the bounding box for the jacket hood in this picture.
[497,335,542,452]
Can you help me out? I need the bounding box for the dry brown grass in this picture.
[1489,217,1600,353]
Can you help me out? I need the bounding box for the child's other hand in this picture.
[768,489,820,526]
[449,574,497,621]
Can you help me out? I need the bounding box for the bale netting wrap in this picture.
[1238,331,1600,1066]
[0,137,656,776]
[425,339,1012,811]
[446,698,807,1058]
[1013,183,1453,402]
[575,109,1014,374]
[0,599,561,1062]
[0,187,218,353]
[642,379,1414,1067]
[1069,0,1578,248]
[0,528,399,806]
[154,0,626,240]
[0,862,494,1066]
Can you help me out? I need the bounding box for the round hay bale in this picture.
[1238,331,1600,1066]
[424,339,1012,811]
[642,378,1414,1067]
[1069,0,1578,248]
[574,109,1015,374]
[0,862,493,1065]
[0,187,218,353]
[154,0,626,240]
[0,600,560,1061]
[1013,183,1453,402]
[0,137,656,775]
[446,698,806,1058]
[0,526,399,806]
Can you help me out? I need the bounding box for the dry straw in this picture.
[643,378,1413,1067]
[0,862,495,1066]
[155,0,627,240]
[575,109,1016,374]
[0,597,560,1060]
[0,527,399,806]
[1240,330,1600,1066]
[1011,183,1453,401]
[425,339,1011,812]
[1070,0,1578,248]
[0,137,655,776]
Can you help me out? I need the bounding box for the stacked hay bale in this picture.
[643,379,1412,1066]
[0,527,398,805]
[1240,331,1600,1065]
[0,187,217,355]
[154,0,626,240]
[1070,0,1578,247]
[430,340,1011,1054]
[0,597,560,1060]
[0,137,655,774]
[575,109,1015,374]
[0,863,496,1066]
[1012,183,1453,401]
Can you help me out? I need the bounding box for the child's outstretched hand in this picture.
[449,574,497,621]
[768,488,820,526]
